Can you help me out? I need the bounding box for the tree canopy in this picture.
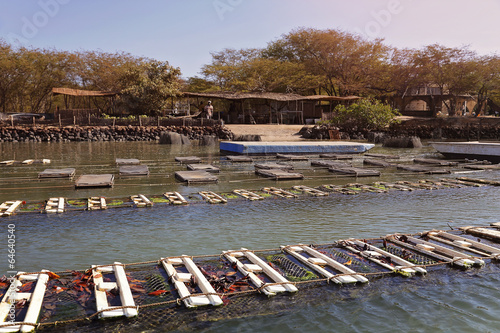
[194,28,500,115]
[0,40,182,115]
[1,27,499,116]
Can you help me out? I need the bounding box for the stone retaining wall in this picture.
[0,125,233,143]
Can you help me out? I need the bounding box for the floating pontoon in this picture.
[119,165,149,176]
[75,174,114,188]
[175,171,218,184]
[38,168,76,178]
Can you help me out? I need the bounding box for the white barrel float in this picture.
[0,201,23,217]
[44,197,65,214]
[91,262,137,319]
[344,239,427,275]
[222,248,297,296]
[163,192,188,205]
[161,255,223,308]
[282,244,368,284]
[0,270,49,332]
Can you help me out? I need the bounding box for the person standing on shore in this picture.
[204,101,213,119]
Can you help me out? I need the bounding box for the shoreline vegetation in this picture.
[1,28,499,120]
[0,117,499,143]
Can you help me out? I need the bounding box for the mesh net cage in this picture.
[1,227,499,332]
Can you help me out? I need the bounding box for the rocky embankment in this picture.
[0,125,233,143]
[301,117,500,142]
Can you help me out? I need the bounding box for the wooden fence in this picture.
[1,113,222,128]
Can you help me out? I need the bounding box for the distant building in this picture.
[393,85,477,117]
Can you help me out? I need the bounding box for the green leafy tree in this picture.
[119,60,181,116]
[263,28,390,96]
[329,99,400,131]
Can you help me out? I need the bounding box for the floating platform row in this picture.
[2,223,500,332]
[1,177,496,216]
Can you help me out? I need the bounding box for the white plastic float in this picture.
[44,197,65,213]
[425,230,500,258]
[91,262,137,319]
[222,248,298,296]
[261,187,298,198]
[130,194,153,207]
[232,189,263,201]
[387,234,484,268]
[292,186,329,197]
[0,271,49,333]
[163,192,188,205]
[343,239,427,275]
[199,191,227,204]
[0,201,23,217]
[281,244,368,284]
[161,255,223,308]
[87,197,107,210]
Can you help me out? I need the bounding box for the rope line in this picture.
[29,251,498,329]
[5,223,499,329]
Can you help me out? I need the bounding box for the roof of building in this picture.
[182,92,360,102]
[52,88,119,97]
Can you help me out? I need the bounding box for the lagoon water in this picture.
[1,141,500,332]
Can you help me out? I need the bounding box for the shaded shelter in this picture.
[52,88,120,118]
[181,92,360,124]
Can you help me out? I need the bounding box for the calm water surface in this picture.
[1,141,500,332]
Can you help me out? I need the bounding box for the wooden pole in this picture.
[58,114,61,128]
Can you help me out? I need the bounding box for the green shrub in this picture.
[327,99,400,131]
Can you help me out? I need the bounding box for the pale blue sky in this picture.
[1,0,499,78]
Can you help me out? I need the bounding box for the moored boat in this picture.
[431,141,500,163]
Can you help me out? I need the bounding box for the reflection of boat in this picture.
[431,141,500,163]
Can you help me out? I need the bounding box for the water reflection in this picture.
[1,141,500,332]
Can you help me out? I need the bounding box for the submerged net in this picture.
[1,226,499,332]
